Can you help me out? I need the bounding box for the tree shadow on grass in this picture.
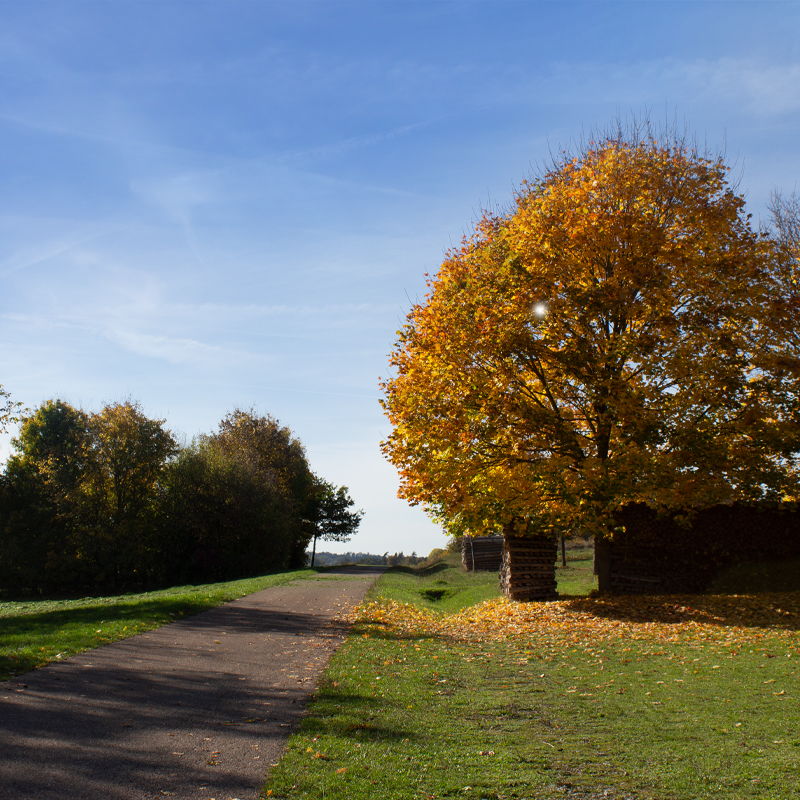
[560,592,800,632]
[0,597,242,679]
[300,688,420,744]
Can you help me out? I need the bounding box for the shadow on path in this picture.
[0,568,384,800]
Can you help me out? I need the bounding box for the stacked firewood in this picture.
[500,534,558,601]
[610,571,663,594]
[609,501,800,594]
[461,535,504,571]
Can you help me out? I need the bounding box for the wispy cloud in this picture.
[102,328,252,366]
[0,222,122,276]
[673,59,800,115]
[513,58,800,117]
[279,114,450,163]
[2,309,268,369]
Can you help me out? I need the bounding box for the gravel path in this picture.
[0,566,385,800]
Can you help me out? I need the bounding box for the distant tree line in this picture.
[0,400,361,596]
[311,552,386,567]
[312,550,443,568]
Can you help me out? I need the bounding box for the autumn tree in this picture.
[769,190,800,256]
[381,122,800,591]
[762,189,800,456]
[307,478,363,567]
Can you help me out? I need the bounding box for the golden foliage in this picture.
[381,126,800,538]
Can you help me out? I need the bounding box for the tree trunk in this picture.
[594,536,612,593]
[310,535,317,568]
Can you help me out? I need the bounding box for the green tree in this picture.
[87,402,177,522]
[1,399,176,592]
[1,400,92,591]
[157,435,295,583]
[215,409,317,567]
[381,122,800,591]
[10,399,91,503]
[84,402,178,587]
[307,479,363,567]
[156,409,318,584]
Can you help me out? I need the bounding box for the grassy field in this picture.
[263,556,799,800]
[0,549,593,684]
[374,545,597,612]
[5,547,797,798]
[0,568,334,681]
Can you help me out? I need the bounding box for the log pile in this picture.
[609,502,800,594]
[601,536,666,594]
[500,534,558,601]
[610,570,663,594]
[461,535,504,572]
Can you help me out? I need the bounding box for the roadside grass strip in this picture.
[0,568,331,681]
[264,589,800,800]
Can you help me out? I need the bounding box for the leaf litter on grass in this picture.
[356,592,800,654]
[340,593,799,799]
[265,589,800,800]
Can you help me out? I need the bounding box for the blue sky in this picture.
[1,0,799,556]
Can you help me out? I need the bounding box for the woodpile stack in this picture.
[500,533,558,601]
[610,570,664,594]
[461,535,504,571]
[609,502,800,594]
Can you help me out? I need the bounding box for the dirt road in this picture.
[0,566,385,800]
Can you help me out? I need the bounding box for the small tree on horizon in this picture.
[308,479,363,567]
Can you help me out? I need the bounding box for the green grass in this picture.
[0,568,335,681]
[370,553,502,612]
[555,544,597,596]
[263,558,799,800]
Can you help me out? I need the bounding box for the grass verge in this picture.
[263,560,799,800]
[0,568,335,681]
[370,553,502,612]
